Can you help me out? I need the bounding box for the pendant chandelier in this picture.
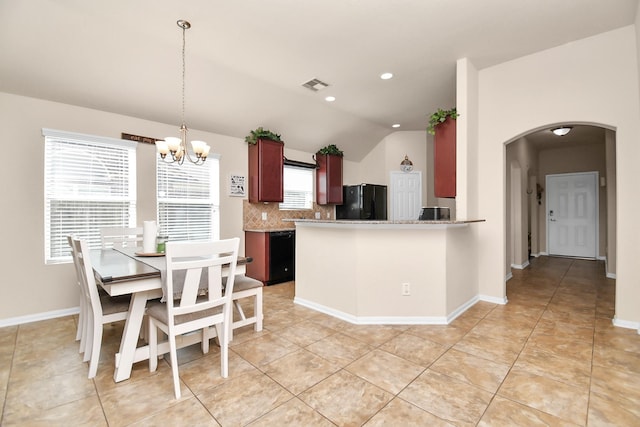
[155,20,210,165]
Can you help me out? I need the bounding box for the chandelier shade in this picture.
[156,20,210,165]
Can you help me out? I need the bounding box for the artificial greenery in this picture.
[244,127,282,145]
[427,107,459,135]
[316,144,344,157]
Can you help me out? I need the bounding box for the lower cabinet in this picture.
[245,230,295,285]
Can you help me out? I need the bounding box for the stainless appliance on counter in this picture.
[419,206,450,220]
[336,184,387,220]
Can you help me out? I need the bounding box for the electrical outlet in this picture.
[315,212,321,219]
[402,283,411,296]
[261,212,267,221]
[327,212,331,219]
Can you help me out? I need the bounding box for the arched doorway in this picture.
[504,123,616,278]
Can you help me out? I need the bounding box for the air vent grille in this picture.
[302,78,329,92]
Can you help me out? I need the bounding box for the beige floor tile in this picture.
[399,369,492,427]
[299,370,393,426]
[453,331,524,365]
[587,390,640,426]
[3,367,97,423]
[230,333,300,367]
[198,371,293,426]
[128,396,220,426]
[263,349,341,395]
[1,394,108,427]
[478,395,579,427]
[305,332,374,367]
[513,346,591,389]
[592,344,640,376]
[179,348,259,395]
[429,348,511,393]
[346,349,424,394]
[379,331,447,366]
[246,397,334,426]
[533,317,595,341]
[406,324,468,347]
[468,318,533,343]
[590,364,640,418]
[306,312,352,331]
[274,320,337,347]
[364,397,455,426]
[525,331,594,362]
[498,368,589,425]
[594,330,640,354]
[340,324,407,347]
[100,370,191,426]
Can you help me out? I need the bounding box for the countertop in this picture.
[244,228,296,233]
[284,218,484,225]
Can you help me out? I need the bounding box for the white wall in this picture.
[0,92,320,321]
[467,26,640,324]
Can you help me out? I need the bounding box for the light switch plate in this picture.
[261,212,267,221]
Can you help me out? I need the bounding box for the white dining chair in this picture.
[99,226,144,249]
[146,238,240,399]
[71,236,131,379]
[67,235,88,354]
[223,274,263,340]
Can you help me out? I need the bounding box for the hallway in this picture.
[1,256,639,425]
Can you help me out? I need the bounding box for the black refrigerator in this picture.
[336,184,387,220]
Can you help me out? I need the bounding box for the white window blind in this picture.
[43,129,137,264]
[157,155,220,242]
[280,165,314,210]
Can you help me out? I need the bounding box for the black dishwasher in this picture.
[268,230,295,285]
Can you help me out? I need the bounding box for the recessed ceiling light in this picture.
[325,96,336,102]
[551,126,572,136]
[392,124,401,128]
[380,72,393,80]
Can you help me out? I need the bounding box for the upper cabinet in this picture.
[434,117,456,198]
[248,138,284,203]
[315,153,343,205]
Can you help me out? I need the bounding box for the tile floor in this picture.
[1,256,640,426]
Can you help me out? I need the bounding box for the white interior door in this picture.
[546,172,598,258]
[390,171,422,220]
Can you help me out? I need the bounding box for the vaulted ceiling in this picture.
[0,0,637,160]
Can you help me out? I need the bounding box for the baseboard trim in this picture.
[612,316,640,331]
[0,306,80,328]
[505,272,513,282]
[479,294,508,305]
[511,260,530,270]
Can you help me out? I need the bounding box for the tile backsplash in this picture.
[243,200,334,230]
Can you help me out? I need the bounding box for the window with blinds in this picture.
[280,165,314,210]
[43,129,137,264]
[157,155,220,242]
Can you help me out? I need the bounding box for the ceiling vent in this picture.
[302,78,329,92]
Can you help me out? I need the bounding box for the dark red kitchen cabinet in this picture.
[434,117,456,198]
[315,154,343,205]
[248,138,284,203]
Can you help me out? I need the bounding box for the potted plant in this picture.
[314,144,343,205]
[427,107,459,135]
[316,144,343,156]
[244,127,282,145]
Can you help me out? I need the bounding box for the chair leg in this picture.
[149,318,158,372]
[168,334,181,399]
[201,327,209,354]
[255,291,263,332]
[220,321,228,378]
[76,297,84,342]
[88,321,102,379]
[82,314,94,363]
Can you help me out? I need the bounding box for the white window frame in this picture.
[280,164,314,210]
[156,154,220,242]
[43,128,137,264]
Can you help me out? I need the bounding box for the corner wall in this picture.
[471,26,640,324]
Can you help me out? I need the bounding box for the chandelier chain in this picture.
[181,23,186,127]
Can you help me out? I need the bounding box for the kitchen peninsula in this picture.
[290,218,486,325]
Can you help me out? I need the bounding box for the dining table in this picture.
[90,247,249,383]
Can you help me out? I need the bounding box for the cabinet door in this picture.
[434,117,456,198]
[249,139,284,203]
[316,154,343,204]
[245,231,269,282]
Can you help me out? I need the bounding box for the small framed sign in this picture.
[229,174,246,197]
